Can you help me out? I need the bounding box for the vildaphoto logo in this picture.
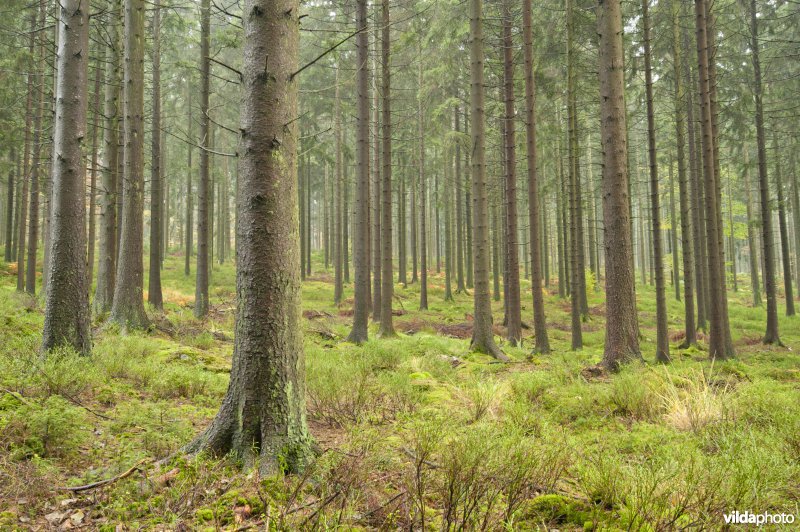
[723,511,795,526]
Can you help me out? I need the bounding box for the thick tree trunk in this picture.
[110,0,149,331]
[345,0,370,343]
[522,0,549,353]
[469,0,507,361]
[642,0,670,363]
[194,0,211,318]
[378,0,395,337]
[672,0,696,345]
[148,2,163,310]
[597,0,641,370]
[696,0,733,358]
[186,0,311,473]
[42,0,92,355]
[501,0,521,346]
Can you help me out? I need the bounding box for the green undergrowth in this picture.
[0,254,798,529]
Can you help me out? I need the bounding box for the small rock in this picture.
[70,509,85,525]
[44,511,65,525]
[60,499,77,508]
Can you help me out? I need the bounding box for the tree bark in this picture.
[16,12,36,292]
[642,0,670,363]
[501,0,521,346]
[185,88,193,277]
[695,0,733,357]
[371,46,382,320]
[110,0,149,330]
[334,66,344,305]
[773,129,795,316]
[185,0,311,473]
[148,1,163,310]
[597,0,641,370]
[743,146,761,306]
[418,51,428,311]
[42,0,92,355]
[378,0,395,337]
[522,0,549,353]
[469,0,507,361]
[345,0,370,344]
[672,0,696,345]
[25,0,47,295]
[194,0,211,318]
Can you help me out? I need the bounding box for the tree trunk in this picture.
[86,49,101,291]
[455,107,465,293]
[597,0,641,370]
[110,0,149,330]
[334,66,344,305]
[42,0,92,355]
[468,0,507,361]
[642,0,670,363]
[185,88,193,277]
[672,0,696,345]
[25,0,47,295]
[696,0,733,358]
[743,145,761,306]
[444,145,454,302]
[148,1,163,310]
[345,0,370,344]
[194,0,211,318]
[773,129,795,316]
[669,161,680,300]
[418,53,428,311]
[501,0,521,346]
[378,0,395,337]
[185,0,311,473]
[371,48,382,320]
[4,164,14,263]
[522,0,549,353]
[16,12,36,293]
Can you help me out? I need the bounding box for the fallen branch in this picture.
[56,459,149,493]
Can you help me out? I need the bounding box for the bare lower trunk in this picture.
[597,0,641,370]
[522,0,549,353]
[110,0,149,331]
[148,2,163,310]
[194,0,210,318]
[378,0,395,337]
[42,0,92,355]
[643,0,670,363]
[773,130,795,316]
[186,0,311,473]
[345,0,370,344]
[469,0,507,361]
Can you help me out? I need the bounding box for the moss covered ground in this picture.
[0,252,798,530]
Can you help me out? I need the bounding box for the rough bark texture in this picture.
[42,0,92,355]
[501,0,521,346]
[642,0,670,363]
[110,0,149,331]
[371,48,382,320]
[597,0,641,370]
[186,0,311,473]
[696,0,733,358]
[378,0,395,337]
[345,0,370,344]
[4,167,13,263]
[148,2,163,310]
[86,48,101,290]
[469,0,507,361]
[194,0,211,318]
[672,0,696,345]
[522,0,549,351]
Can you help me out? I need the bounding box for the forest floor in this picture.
[1,253,799,530]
